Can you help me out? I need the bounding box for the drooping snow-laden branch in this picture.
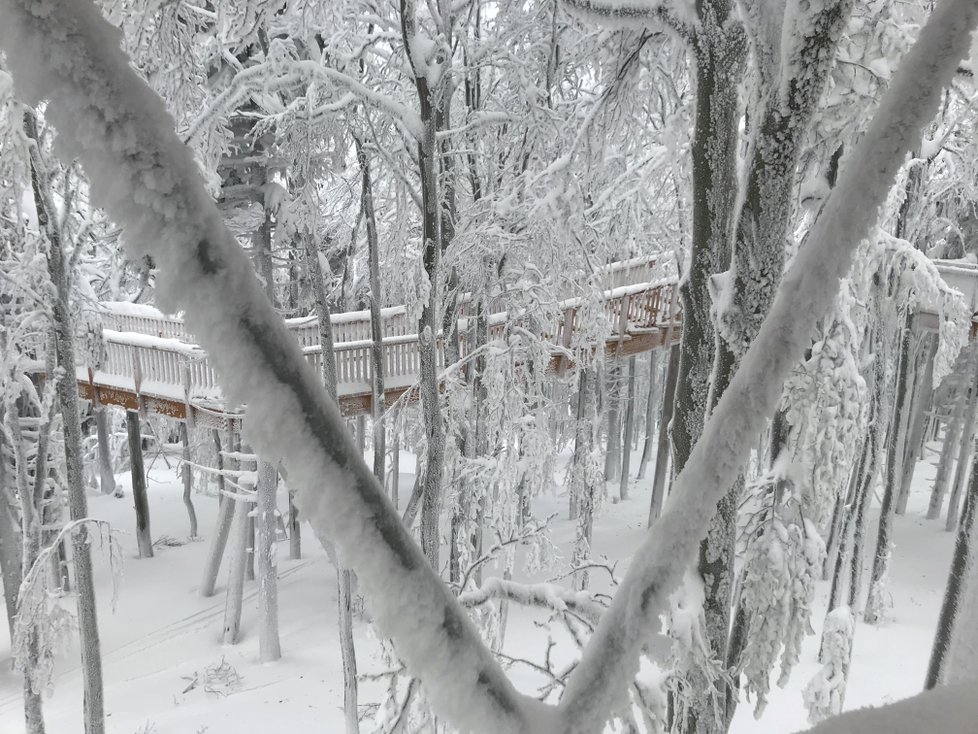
[183,60,425,143]
[0,3,546,733]
[555,0,978,731]
[802,681,978,734]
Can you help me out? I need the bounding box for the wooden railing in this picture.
[82,257,680,422]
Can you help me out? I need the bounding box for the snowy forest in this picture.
[0,0,978,732]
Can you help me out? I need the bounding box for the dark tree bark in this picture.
[126,411,154,559]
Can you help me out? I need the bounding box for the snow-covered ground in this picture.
[0,442,954,734]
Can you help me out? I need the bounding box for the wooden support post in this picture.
[126,410,153,558]
[257,460,281,662]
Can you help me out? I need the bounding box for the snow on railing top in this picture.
[84,258,680,413]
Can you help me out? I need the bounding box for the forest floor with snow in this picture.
[0,440,955,734]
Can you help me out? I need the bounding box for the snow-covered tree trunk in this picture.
[357,140,386,487]
[6,384,46,734]
[126,411,153,558]
[180,422,198,538]
[0,474,20,639]
[925,431,978,688]
[865,315,915,624]
[670,16,745,723]
[401,0,450,571]
[256,459,281,662]
[26,117,105,734]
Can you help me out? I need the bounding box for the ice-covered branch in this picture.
[0,3,543,733]
[556,0,978,731]
[560,0,697,39]
[459,578,606,624]
[184,60,423,142]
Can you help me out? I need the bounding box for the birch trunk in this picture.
[402,0,449,570]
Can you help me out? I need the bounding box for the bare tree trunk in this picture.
[0,488,20,639]
[126,411,154,558]
[572,367,597,590]
[337,563,359,734]
[27,113,105,734]
[357,139,386,487]
[649,343,680,525]
[637,351,657,480]
[947,356,978,532]
[929,390,965,520]
[180,422,198,538]
[257,459,281,662]
[390,412,401,507]
[896,334,934,514]
[619,356,636,501]
[93,404,116,496]
[603,365,622,483]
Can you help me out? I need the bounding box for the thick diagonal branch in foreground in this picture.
[0,3,542,733]
[556,1,978,731]
[1,2,976,734]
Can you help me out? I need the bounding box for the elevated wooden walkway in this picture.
[77,257,682,428]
